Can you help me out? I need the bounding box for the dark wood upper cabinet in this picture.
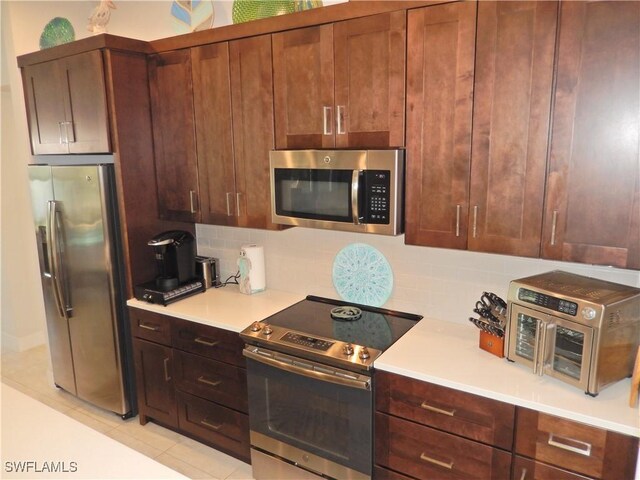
[22,50,110,155]
[191,43,236,226]
[192,35,277,229]
[404,1,477,249]
[272,11,405,149]
[148,50,200,223]
[468,1,558,257]
[542,0,640,269]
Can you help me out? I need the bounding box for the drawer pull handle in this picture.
[197,376,222,387]
[420,402,456,417]
[519,468,528,480]
[194,337,220,347]
[547,433,592,457]
[163,358,171,382]
[419,453,453,470]
[139,323,159,332]
[200,418,223,431]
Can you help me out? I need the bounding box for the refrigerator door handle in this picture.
[48,200,72,317]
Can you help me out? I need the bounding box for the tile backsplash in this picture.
[196,224,640,324]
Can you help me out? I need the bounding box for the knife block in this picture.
[479,330,504,358]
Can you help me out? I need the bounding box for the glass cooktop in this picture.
[261,295,422,352]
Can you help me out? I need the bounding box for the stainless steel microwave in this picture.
[269,149,404,235]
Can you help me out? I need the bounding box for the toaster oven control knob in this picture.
[359,347,370,360]
[262,324,273,336]
[343,343,354,356]
[581,307,597,321]
[250,321,262,332]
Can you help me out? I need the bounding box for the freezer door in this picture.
[28,166,77,395]
[51,165,128,415]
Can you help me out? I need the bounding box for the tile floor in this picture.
[1,345,254,480]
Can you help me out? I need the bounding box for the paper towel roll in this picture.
[238,244,266,294]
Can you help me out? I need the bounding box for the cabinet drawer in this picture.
[375,412,511,480]
[376,371,515,449]
[129,307,172,345]
[172,318,244,366]
[513,455,592,480]
[174,350,248,413]
[515,408,639,479]
[373,465,415,480]
[176,391,249,462]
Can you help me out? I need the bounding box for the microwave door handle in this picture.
[352,170,361,225]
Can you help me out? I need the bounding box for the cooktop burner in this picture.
[240,295,422,372]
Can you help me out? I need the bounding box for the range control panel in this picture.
[281,332,334,352]
[363,170,390,224]
[518,288,578,316]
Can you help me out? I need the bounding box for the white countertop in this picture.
[127,287,638,438]
[376,316,640,438]
[127,286,305,332]
[0,384,187,479]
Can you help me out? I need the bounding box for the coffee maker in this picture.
[134,230,204,305]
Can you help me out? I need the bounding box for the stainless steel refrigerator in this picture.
[28,163,135,418]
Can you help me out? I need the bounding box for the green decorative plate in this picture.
[232,0,296,24]
[39,17,75,50]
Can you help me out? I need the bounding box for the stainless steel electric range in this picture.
[240,295,422,480]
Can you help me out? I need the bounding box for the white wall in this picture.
[196,225,640,323]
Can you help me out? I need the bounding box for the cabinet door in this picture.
[133,338,178,427]
[272,25,335,149]
[23,60,69,154]
[149,50,200,223]
[334,11,406,148]
[191,42,237,226]
[22,51,110,155]
[468,1,558,257]
[229,35,277,229]
[542,1,640,269]
[405,2,477,249]
[64,50,110,154]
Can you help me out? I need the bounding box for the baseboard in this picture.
[1,330,46,353]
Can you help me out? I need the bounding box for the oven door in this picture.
[244,346,372,480]
[507,304,593,392]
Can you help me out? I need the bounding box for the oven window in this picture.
[552,326,584,380]
[274,169,353,222]
[515,313,538,360]
[246,358,372,475]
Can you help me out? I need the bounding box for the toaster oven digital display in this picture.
[518,288,578,316]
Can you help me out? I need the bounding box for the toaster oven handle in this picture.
[352,170,361,225]
[532,319,544,375]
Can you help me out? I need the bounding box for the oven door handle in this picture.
[243,348,371,391]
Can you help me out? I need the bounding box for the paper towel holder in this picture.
[238,244,266,294]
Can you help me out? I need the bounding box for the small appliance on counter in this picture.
[238,244,266,295]
[195,255,221,289]
[506,270,640,396]
[134,230,204,305]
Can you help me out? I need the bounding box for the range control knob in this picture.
[359,347,370,361]
[250,321,262,332]
[262,324,273,336]
[343,343,354,356]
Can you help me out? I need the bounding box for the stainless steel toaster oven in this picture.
[506,271,640,396]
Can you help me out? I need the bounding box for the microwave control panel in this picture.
[518,288,578,316]
[363,170,391,224]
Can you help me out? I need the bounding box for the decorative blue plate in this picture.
[332,243,393,307]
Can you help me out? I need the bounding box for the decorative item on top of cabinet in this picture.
[375,371,514,480]
[542,0,640,270]
[192,35,280,229]
[272,11,405,149]
[148,49,200,223]
[22,50,110,155]
[515,407,639,480]
[404,1,476,249]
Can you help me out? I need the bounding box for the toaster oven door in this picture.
[507,304,593,392]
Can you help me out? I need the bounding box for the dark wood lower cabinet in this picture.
[375,412,512,480]
[513,456,592,480]
[176,391,250,462]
